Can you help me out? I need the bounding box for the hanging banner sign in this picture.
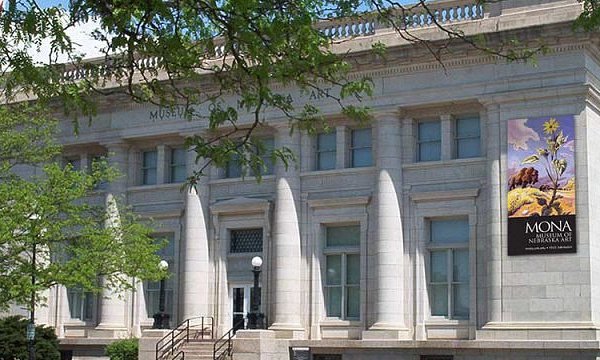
[507,115,576,255]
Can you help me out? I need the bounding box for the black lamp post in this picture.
[152,260,170,329]
[247,256,264,329]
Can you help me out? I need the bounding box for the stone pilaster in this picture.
[182,148,211,320]
[96,143,129,336]
[363,110,410,339]
[336,125,347,169]
[156,145,166,184]
[485,104,502,324]
[440,114,453,160]
[269,125,304,338]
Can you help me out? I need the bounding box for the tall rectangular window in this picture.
[65,157,81,171]
[90,154,108,190]
[230,228,263,253]
[142,150,157,185]
[67,287,94,321]
[455,117,481,159]
[145,234,175,318]
[324,225,360,320]
[418,121,441,162]
[316,132,336,170]
[60,241,94,321]
[225,144,243,179]
[253,138,274,176]
[350,128,372,167]
[428,218,469,319]
[170,147,187,183]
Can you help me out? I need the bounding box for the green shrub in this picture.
[106,338,139,360]
[0,316,60,360]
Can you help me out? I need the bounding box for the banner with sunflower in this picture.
[507,115,576,255]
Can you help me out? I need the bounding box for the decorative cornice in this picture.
[308,195,371,209]
[210,196,271,215]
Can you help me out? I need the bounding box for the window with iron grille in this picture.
[230,228,263,253]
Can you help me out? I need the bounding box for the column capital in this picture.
[101,141,130,152]
[372,107,402,121]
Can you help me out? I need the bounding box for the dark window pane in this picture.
[430,251,447,283]
[143,150,157,167]
[346,254,360,285]
[326,287,342,317]
[457,138,481,158]
[142,150,157,185]
[453,284,469,318]
[430,284,448,316]
[346,286,360,319]
[418,122,441,142]
[453,249,469,282]
[253,138,274,176]
[226,153,242,178]
[351,129,372,167]
[326,226,360,247]
[419,142,441,162]
[326,255,342,285]
[170,148,187,182]
[318,132,336,151]
[430,219,469,244]
[456,117,480,138]
[318,151,336,170]
[352,148,373,167]
[351,128,372,148]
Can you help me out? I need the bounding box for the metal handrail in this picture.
[213,318,245,360]
[155,316,214,360]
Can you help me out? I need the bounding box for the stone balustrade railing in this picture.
[60,0,485,81]
[315,0,484,38]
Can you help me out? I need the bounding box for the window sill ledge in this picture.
[319,319,362,327]
[425,319,470,327]
[300,166,375,178]
[128,182,185,192]
[63,320,95,327]
[402,157,486,170]
[209,175,275,185]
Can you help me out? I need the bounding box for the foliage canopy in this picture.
[0,105,165,310]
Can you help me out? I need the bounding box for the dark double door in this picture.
[232,285,261,330]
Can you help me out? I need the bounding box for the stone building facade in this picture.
[8,0,600,359]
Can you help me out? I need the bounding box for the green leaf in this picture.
[521,154,540,164]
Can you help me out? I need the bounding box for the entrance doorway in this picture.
[230,285,261,330]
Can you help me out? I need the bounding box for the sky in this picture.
[30,1,106,63]
[39,0,68,8]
